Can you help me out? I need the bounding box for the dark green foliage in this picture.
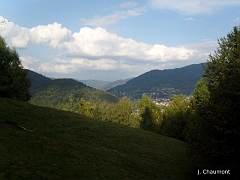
[185,79,210,169]
[27,72,119,107]
[190,78,210,110]
[108,64,204,99]
[0,36,31,101]
[160,94,191,141]
[188,26,240,176]
[138,94,162,132]
[140,107,155,131]
[26,70,52,96]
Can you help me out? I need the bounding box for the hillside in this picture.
[26,70,52,96]
[0,98,193,179]
[78,78,132,90]
[102,78,133,90]
[79,79,111,89]
[27,70,119,107]
[108,63,205,99]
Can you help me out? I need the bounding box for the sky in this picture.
[0,0,240,81]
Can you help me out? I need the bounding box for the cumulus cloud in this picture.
[2,16,217,80]
[0,16,30,48]
[30,23,72,49]
[20,55,41,71]
[80,3,146,26]
[20,56,77,73]
[0,16,71,49]
[62,27,197,63]
[149,0,240,15]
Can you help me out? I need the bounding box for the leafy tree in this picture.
[137,94,162,132]
[113,97,132,125]
[188,26,240,174]
[129,113,141,128]
[0,36,30,101]
[140,106,155,131]
[160,94,191,141]
[190,78,210,110]
[92,101,115,122]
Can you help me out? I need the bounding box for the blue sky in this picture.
[1,0,240,81]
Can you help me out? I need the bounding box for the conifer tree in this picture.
[188,26,240,175]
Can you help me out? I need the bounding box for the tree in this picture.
[191,78,210,110]
[137,94,162,132]
[92,101,115,122]
[188,26,240,174]
[0,36,30,101]
[113,97,132,125]
[160,94,191,141]
[185,79,210,141]
[140,106,155,131]
[186,79,210,168]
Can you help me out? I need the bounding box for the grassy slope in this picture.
[0,98,193,180]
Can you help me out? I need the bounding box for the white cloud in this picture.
[0,16,30,48]
[21,56,77,73]
[0,17,71,49]
[63,27,197,62]
[71,58,117,70]
[2,17,217,80]
[149,0,240,15]
[30,23,72,49]
[38,63,76,74]
[20,55,41,70]
[80,3,146,26]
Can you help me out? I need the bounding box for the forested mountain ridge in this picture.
[102,78,133,90]
[27,70,52,96]
[78,78,133,90]
[79,79,111,89]
[27,70,119,107]
[107,63,205,99]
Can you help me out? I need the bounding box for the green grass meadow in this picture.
[0,98,194,179]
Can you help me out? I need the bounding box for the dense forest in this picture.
[108,63,204,99]
[27,70,119,107]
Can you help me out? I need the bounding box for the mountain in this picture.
[79,79,111,89]
[78,78,132,90]
[27,70,52,96]
[102,78,133,90]
[27,70,119,107]
[107,63,205,99]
